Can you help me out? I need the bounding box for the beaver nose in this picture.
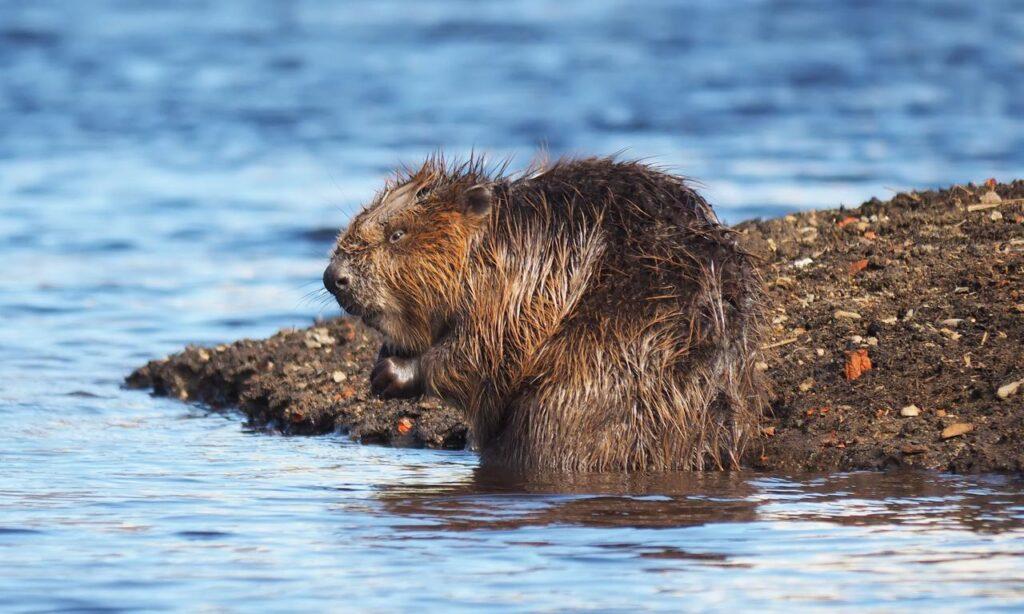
[323,262,351,295]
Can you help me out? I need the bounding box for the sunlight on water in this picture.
[1,0,1023,610]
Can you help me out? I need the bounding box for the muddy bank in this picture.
[126,181,1024,473]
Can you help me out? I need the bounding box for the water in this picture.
[1,0,1023,610]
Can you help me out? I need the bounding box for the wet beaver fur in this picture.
[324,155,767,471]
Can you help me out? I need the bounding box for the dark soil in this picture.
[125,320,468,449]
[126,181,1024,473]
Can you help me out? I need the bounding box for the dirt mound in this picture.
[126,319,467,449]
[126,181,1024,473]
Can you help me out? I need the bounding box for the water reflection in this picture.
[374,468,1024,534]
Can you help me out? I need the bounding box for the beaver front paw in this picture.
[370,356,423,399]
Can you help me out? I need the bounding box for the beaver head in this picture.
[324,161,494,354]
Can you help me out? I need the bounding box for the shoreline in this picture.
[126,180,1024,473]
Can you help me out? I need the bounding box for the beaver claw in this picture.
[370,356,423,399]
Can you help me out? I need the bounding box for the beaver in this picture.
[324,155,767,471]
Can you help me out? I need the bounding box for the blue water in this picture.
[2,1,1024,610]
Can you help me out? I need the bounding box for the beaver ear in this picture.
[461,184,493,219]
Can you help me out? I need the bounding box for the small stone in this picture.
[844,349,872,381]
[816,348,825,356]
[990,210,1003,222]
[331,371,347,384]
[866,336,878,346]
[939,318,963,327]
[941,422,973,439]
[997,379,1022,400]
[793,257,814,268]
[980,190,1002,205]
[940,328,962,341]
[900,405,920,417]
[848,258,869,275]
[304,329,335,349]
[901,444,928,455]
[799,378,815,392]
[755,361,769,371]
[851,335,863,344]
[834,310,862,320]
[880,315,899,325]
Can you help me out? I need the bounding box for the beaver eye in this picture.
[388,229,406,244]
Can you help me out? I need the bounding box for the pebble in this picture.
[900,405,920,417]
[866,337,878,346]
[941,422,973,439]
[997,379,1022,400]
[980,190,1002,205]
[755,361,769,371]
[303,329,336,349]
[851,335,863,344]
[816,348,825,356]
[990,210,1003,221]
[331,371,348,384]
[799,378,815,392]
[834,310,862,320]
[940,328,962,341]
[793,257,814,268]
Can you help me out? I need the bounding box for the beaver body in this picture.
[325,156,766,471]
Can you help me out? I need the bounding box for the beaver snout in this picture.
[323,261,351,293]
[323,260,360,314]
